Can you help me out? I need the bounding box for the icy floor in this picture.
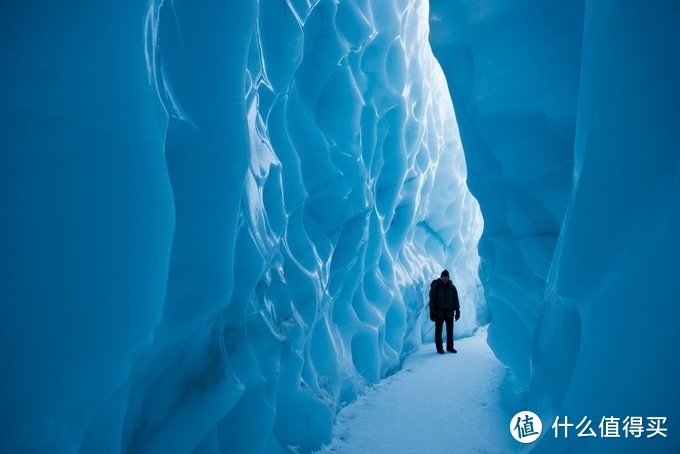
[317,326,522,453]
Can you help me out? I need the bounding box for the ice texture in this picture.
[430,0,680,452]
[0,0,484,452]
[430,0,584,391]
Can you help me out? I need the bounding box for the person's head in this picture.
[440,269,449,283]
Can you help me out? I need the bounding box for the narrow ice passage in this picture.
[3,0,677,451]
[318,326,519,453]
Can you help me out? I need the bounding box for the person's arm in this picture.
[453,285,460,321]
[429,281,437,321]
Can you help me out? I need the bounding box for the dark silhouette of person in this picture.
[429,269,460,354]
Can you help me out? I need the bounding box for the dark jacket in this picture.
[429,278,460,320]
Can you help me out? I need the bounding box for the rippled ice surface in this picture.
[0,0,485,452]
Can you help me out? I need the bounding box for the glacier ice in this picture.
[0,0,485,452]
[431,0,680,452]
[3,0,677,451]
[430,0,584,391]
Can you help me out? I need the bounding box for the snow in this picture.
[318,326,520,454]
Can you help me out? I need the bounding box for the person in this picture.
[429,269,460,354]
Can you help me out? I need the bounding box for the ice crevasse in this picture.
[0,0,485,452]
[2,0,678,452]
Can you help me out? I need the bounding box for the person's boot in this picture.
[436,347,445,354]
[447,347,457,353]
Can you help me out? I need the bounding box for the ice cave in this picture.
[0,0,678,453]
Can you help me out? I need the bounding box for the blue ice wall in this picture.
[431,1,680,452]
[0,0,174,451]
[179,0,485,450]
[533,2,680,452]
[0,0,484,452]
[429,0,584,390]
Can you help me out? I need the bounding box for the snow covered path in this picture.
[318,326,520,453]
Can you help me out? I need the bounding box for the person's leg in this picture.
[435,318,444,352]
[445,317,455,352]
